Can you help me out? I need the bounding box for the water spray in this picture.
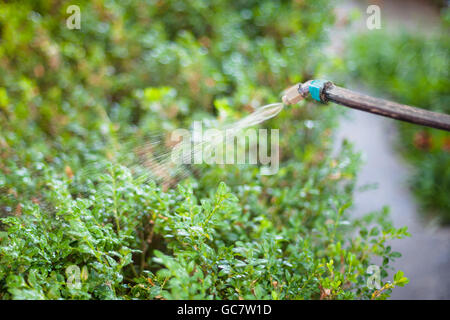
[121,80,450,188]
[282,80,450,131]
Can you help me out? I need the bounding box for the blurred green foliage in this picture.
[346,28,450,223]
[0,0,408,299]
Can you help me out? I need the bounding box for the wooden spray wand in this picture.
[282,80,450,132]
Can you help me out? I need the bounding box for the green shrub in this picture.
[0,163,410,299]
[0,0,408,299]
[346,29,450,223]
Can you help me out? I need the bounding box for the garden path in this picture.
[331,0,450,299]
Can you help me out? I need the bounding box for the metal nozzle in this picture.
[282,83,302,105]
[281,81,313,105]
